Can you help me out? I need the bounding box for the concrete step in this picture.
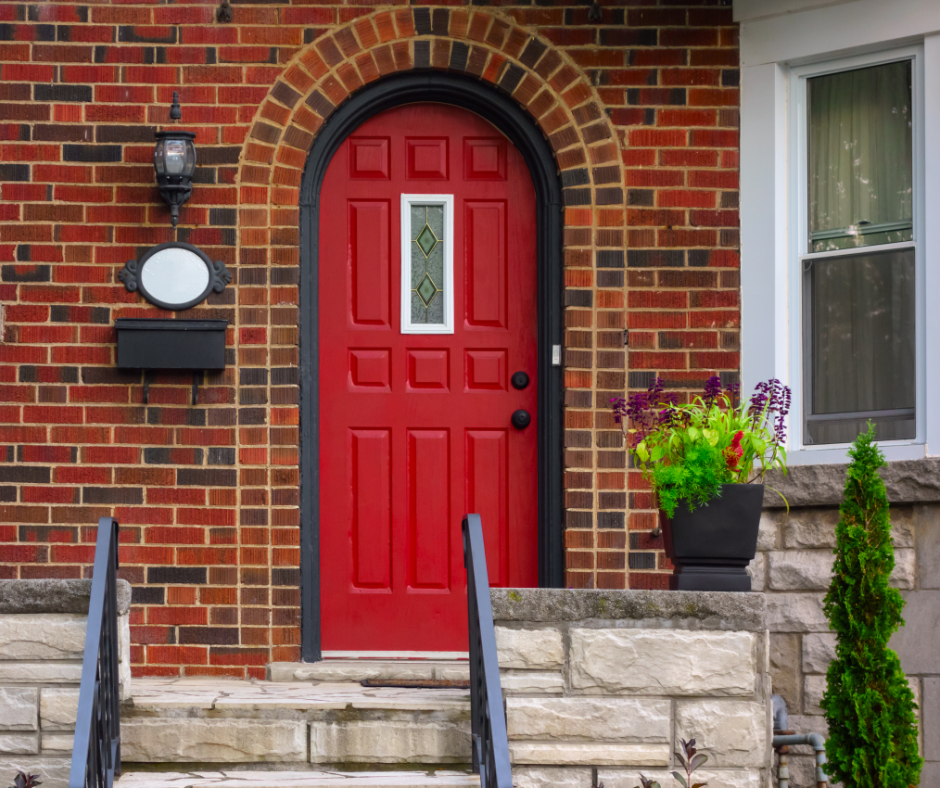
[116,771,479,788]
[268,660,470,684]
[122,678,472,768]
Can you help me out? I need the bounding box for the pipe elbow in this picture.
[806,732,826,753]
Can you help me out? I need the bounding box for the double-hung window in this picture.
[791,49,924,452]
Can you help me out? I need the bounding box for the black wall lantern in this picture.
[154,92,196,228]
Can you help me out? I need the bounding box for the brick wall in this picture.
[0,0,739,676]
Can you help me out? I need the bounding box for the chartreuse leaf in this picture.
[702,428,718,446]
[636,442,649,463]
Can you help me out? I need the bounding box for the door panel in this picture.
[319,103,538,652]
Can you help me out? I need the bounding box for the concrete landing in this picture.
[268,660,470,684]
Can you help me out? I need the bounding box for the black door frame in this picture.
[299,72,565,662]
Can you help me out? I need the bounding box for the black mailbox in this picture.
[115,318,228,404]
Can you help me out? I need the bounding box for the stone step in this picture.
[122,678,472,767]
[268,660,469,684]
[116,771,479,788]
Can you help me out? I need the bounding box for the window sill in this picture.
[786,442,926,466]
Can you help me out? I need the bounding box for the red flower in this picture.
[724,430,744,470]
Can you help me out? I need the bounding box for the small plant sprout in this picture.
[673,738,708,788]
[631,776,662,788]
[9,773,41,788]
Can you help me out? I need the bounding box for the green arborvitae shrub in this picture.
[821,425,922,787]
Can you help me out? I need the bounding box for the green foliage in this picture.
[651,440,728,519]
[821,425,922,788]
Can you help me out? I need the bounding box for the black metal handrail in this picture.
[462,513,512,788]
[69,517,121,788]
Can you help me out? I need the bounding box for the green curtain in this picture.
[808,60,913,252]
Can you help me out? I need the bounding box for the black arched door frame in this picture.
[299,72,565,661]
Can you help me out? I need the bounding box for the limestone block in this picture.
[500,671,564,695]
[40,688,79,731]
[923,677,940,760]
[757,511,781,552]
[509,742,669,767]
[119,611,131,701]
[914,504,940,588]
[0,687,37,730]
[765,593,828,633]
[569,628,756,697]
[495,627,564,670]
[889,507,916,548]
[510,767,592,788]
[747,553,765,592]
[768,633,801,710]
[890,591,940,674]
[0,733,38,755]
[768,551,833,591]
[0,758,71,788]
[597,770,762,788]
[891,549,916,590]
[782,509,841,549]
[802,633,836,674]
[803,675,826,715]
[0,663,81,684]
[675,700,769,769]
[0,615,86,660]
[38,733,72,753]
[310,720,470,764]
[122,718,307,762]
[506,697,669,742]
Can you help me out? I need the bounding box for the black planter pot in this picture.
[659,483,764,592]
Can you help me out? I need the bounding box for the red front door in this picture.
[318,103,539,652]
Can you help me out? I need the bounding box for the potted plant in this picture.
[611,376,790,591]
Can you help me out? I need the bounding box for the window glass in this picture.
[808,61,913,253]
[803,248,915,445]
[410,204,445,325]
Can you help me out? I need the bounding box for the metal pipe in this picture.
[771,695,828,788]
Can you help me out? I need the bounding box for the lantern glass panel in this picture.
[164,139,188,176]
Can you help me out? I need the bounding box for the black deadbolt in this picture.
[511,371,530,390]
[511,409,531,430]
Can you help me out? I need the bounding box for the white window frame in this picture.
[787,46,926,459]
[400,194,454,335]
[739,4,940,465]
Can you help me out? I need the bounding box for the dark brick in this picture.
[34,84,92,103]
[63,145,122,163]
[239,368,267,386]
[271,368,298,386]
[273,567,299,586]
[499,62,525,94]
[596,187,623,206]
[0,164,29,182]
[413,7,431,35]
[627,189,654,206]
[2,265,50,283]
[721,69,740,87]
[519,38,546,69]
[414,39,430,69]
[0,466,50,484]
[83,487,143,505]
[119,26,176,44]
[271,269,299,285]
[597,271,624,288]
[598,512,625,529]
[209,208,237,226]
[178,626,239,645]
[208,448,236,466]
[628,552,656,569]
[177,468,237,487]
[563,188,591,206]
[629,371,657,389]
[431,8,448,36]
[597,250,625,269]
[238,408,266,425]
[449,41,468,72]
[565,510,593,529]
[561,168,590,188]
[305,91,334,119]
[628,250,685,268]
[147,566,206,584]
[564,290,592,308]
[133,586,165,605]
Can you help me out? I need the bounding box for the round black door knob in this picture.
[511,371,530,390]
[511,409,531,430]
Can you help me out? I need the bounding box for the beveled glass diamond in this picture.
[416,224,437,256]
[416,274,437,307]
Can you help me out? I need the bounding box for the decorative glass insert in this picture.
[410,205,445,325]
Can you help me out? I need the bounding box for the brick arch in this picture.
[234,7,621,246]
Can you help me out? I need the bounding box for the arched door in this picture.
[317,103,539,653]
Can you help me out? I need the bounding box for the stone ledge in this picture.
[0,579,132,615]
[490,589,766,632]
[763,456,940,508]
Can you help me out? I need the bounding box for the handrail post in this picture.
[463,513,513,788]
[69,517,121,788]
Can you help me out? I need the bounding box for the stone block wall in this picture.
[0,579,131,788]
[755,459,940,787]
[491,588,773,788]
